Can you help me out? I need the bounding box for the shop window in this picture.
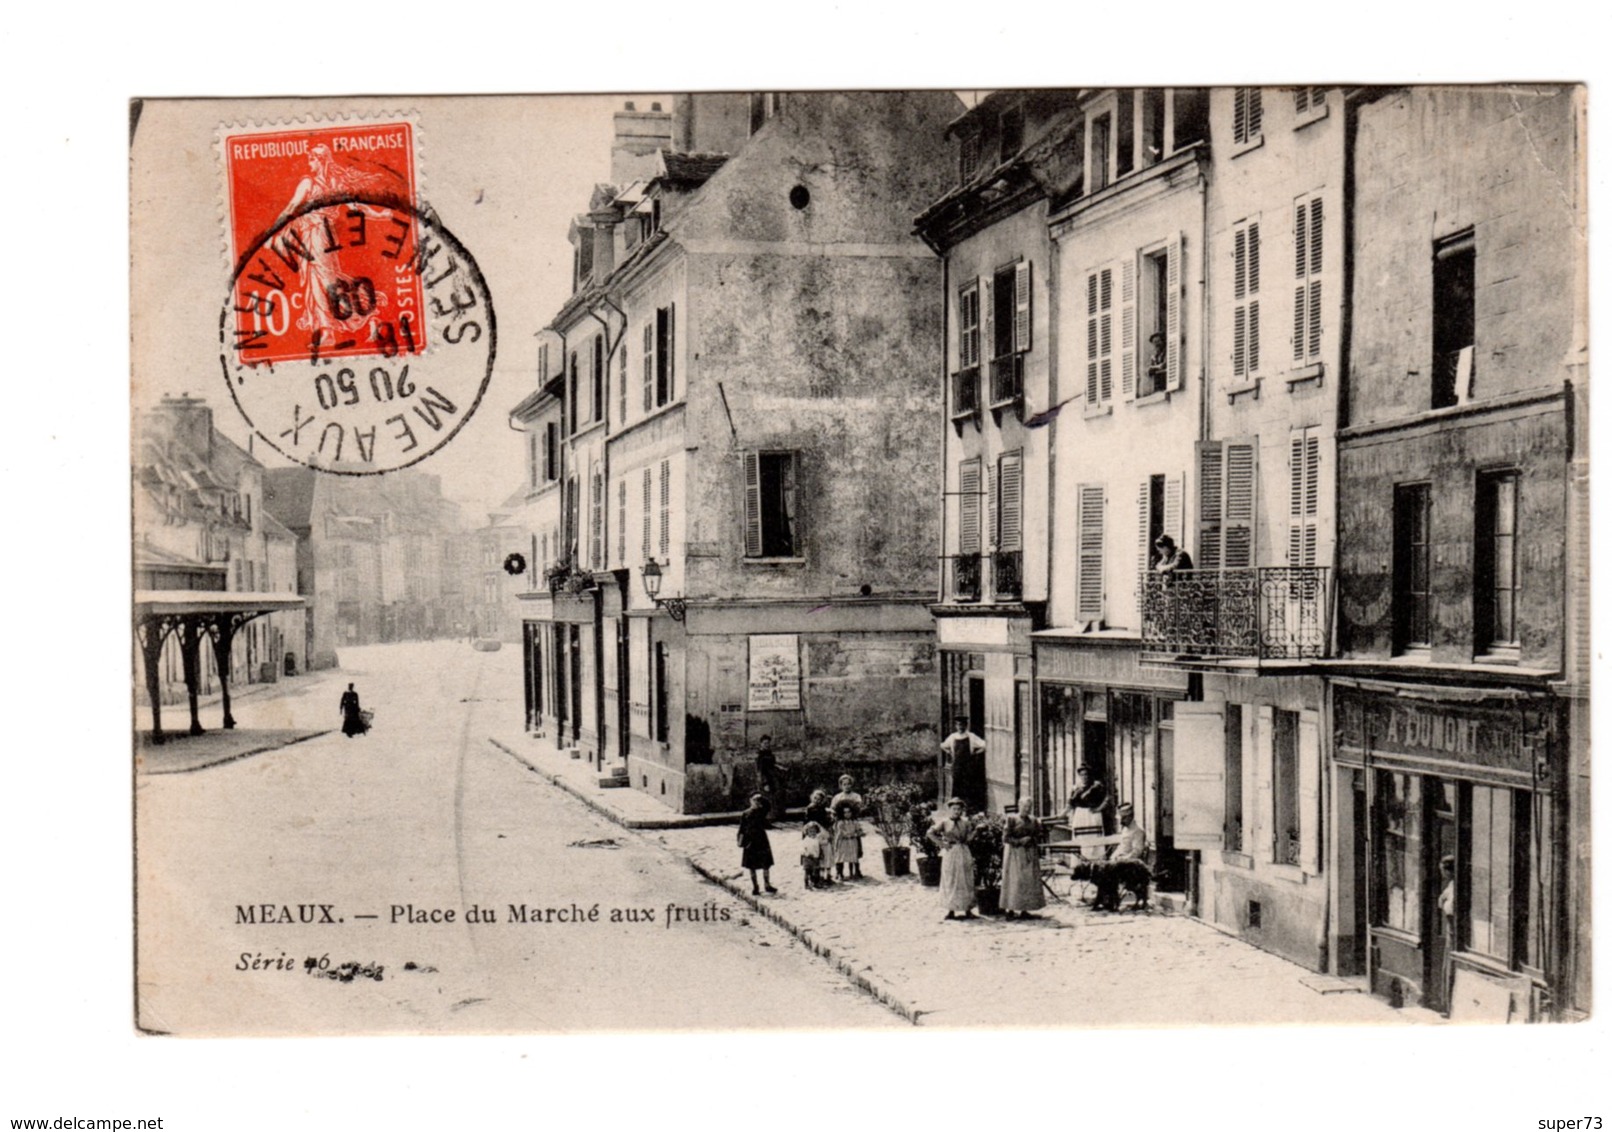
[1375,771,1422,934]
[1432,231,1475,409]
[1393,484,1432,652]
[1272,709,1300,866]
[1224,704,1244,852]
[742,451,797,559]
[1460,783,1530,967]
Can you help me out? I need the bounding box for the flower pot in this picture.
[881,846,911,877]
[975,886,1002,917]
[917,856,943,887]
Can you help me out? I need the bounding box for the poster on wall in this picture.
[748,634,801,711]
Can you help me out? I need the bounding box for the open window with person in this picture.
[743,451,799,560]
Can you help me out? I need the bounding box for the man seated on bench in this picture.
[1086,802,1150,912]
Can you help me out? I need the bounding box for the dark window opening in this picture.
[653,642,669,743]
[1432,231,1476,409]
[1140,89,1166,167]
[1172,89,1209,149]
[567,351,579,434]
[992,264,1016,360]
[1475,470,1519,652]
[1090,112,1111,193]
[1273,709,1299,866]
[1147,473,1166,568]
[1116,92,1135,178]
[654,305,675,407]
[757,453,796,558]
[592,335,604,423]
[1224,704,1244,851]
[1393,484,1432,652]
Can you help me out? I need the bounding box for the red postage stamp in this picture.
[222,120,425,365]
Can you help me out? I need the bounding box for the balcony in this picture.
[1140,567,1331,662]
[950,553,982,602]
[989,353,1023,421]
[951,366,981,434]
[993,549,1023,601]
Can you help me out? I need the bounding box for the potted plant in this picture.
[867,782,919,877]
[968,811,1006,916]
[909,799,943,886]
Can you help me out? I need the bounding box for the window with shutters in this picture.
[958,282,981,369]
[743,452,798,559]
[544,422,559,482]
[1432,230,1475,409]
[1288,426,1320,567]
[1393,483,1433,653]
[1136,237,1185,398]
[1084,266,1115,406]
[1136,472,1183,573]
[617,480,627,566]
[958,130,982,185]
[1232,87,1263,148]
[995,451,1023,599]
[618,339,628,425]
[1197,440,1257,572]
[658,458,671,559]
[955,457,983,601]
[567,350,580,433]
[1076,484,1105,622]
[1292,193,1324,366]
[1232,219,1261,379]
[527,431,539,489]
[641,468,652,562]
[641,322,654,413]
[990,261,1030,406]
[1293,86,1328,126]
[1475,470,1520,655]
[589,465,604,569]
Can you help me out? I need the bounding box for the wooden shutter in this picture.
[1288,429,1320,566]
[1120,256,1137,399]
[981,274,994,366]
[1085,271,1100,404]
[1197,441,1223,570]
[1294,196,1324,362]
[1014,260,1032,353]
[1137,480,1151,576]
[641,468,652,560]
[997,451,1023,552]
[1224,441,1257,569]
[617,479,627,565]
[618,345,628,424]
[1234,222,1261,377]
[1076,484,1105,622]
[780,452,797,553]
[959,459,982,555]
[1164,473,1184,544]
[1298,709,1322,875]
[1173,702,1227,850]
[1166,233,1184,390]
[1099,267,1114,402]
[1254,704,1274,863]
[590,465,603,567]
[642,322,654,412]
[742,452,763,557]
[659,458,671,558]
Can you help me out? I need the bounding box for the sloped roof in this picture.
[659,150,730,186]
[262,467,318,530]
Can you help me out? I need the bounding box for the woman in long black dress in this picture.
[737,794,777,895]
[339,683,368,738]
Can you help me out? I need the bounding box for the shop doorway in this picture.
[1425,777,1458,1014]
[952,675,988,811]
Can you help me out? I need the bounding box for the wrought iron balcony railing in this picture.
[1140,567,1331,661]
[952,366,981,420]
[950,553,982,602]
[993,549,1023,601]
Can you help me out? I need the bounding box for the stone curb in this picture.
[138,729,335,775]
[488,737,924,1026]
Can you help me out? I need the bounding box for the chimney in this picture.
[612,99,673,186]
[153,393,215,459]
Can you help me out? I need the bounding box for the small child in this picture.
[801,822,826,889]
[832,801,864,880]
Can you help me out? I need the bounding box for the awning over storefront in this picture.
[134,590,305,742]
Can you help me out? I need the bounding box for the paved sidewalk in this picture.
[135,727,331,775]
[488,729,1443,1029]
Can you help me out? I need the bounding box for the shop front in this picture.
[1332,681,1563,1020]
[1032,633,1191,892]
[936,611,1034,813]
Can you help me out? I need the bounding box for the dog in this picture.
[1070,858,1153,911]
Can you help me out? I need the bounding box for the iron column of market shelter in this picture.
[134,590,305,742]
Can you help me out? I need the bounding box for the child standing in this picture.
[738,794,777,895]
[800,822,826,888]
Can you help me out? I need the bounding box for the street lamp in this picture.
[640,557,686,622]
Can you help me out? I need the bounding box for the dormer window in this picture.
[959,131,982,184]
[998,106,1024,162]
